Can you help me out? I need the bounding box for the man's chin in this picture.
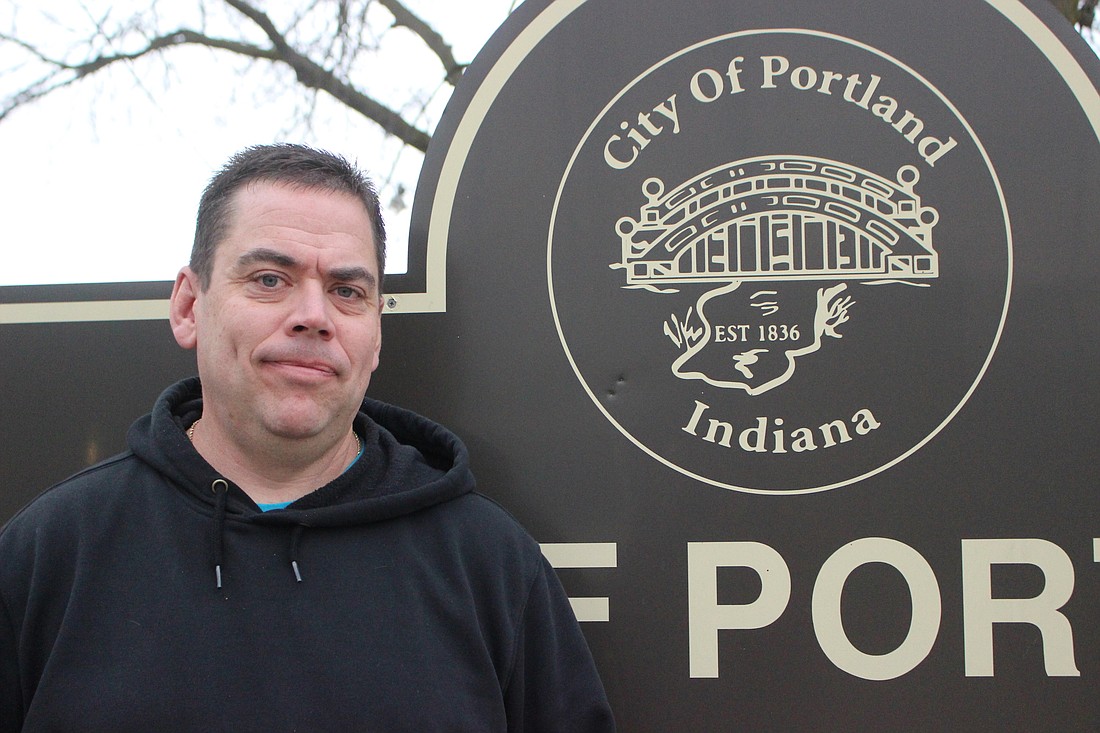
[261,400,352,440]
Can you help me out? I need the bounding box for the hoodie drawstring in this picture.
[208,478,309,587]
[290,524,306,583]
[211,479,229,589]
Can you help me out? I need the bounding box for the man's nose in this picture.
[288,281,334,337]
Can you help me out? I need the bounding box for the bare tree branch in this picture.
[1050,0,1099,27]
[1081,0,1098,27]
[73,30,278,76]
[223,0,431,151]
[0,76,70,123]
[1,0,453,151]
[0,28,276,121]
[376,0,465,85]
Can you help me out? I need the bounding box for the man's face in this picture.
[171,182,383,444]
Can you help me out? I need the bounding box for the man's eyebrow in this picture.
[234,248,377,289]
[329,265,377,289]
[236,248,300,270]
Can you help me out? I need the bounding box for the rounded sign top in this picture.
[414,0,1100,494]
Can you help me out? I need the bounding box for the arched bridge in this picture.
[614,156,940,287]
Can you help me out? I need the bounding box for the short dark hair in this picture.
[190,143,386,292]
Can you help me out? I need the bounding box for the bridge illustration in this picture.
[613,156,940,288]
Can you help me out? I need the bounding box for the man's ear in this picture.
[370,296,383,373]
[169,267,200,350]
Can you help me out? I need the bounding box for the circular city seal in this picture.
[547,29,1011,493]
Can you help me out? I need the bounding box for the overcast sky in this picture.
[0,1,516,287]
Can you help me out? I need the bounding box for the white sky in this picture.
[0,1,516,286]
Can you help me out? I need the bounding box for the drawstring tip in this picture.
[291,560,303,583]
[215,564,223,589]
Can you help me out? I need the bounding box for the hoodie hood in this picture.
[129,378,476,527]
[128,378,476,587]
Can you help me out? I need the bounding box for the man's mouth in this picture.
[264,359,338,379]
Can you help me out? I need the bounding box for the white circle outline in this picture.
[422,0,1099,493]
[546,28,1014,494]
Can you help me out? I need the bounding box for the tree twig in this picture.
[376,0,465,85]
[223,0,431,150]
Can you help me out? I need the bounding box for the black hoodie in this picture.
[0,379,614,732]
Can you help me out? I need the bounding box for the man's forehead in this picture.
[228,180,372,230]
[215,183,378,270]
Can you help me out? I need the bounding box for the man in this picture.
[0,144,614,731]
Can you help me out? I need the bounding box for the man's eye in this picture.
[258,274,281,288]
[334,286,361,299]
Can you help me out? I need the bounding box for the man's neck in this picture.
[189,417,360,505]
